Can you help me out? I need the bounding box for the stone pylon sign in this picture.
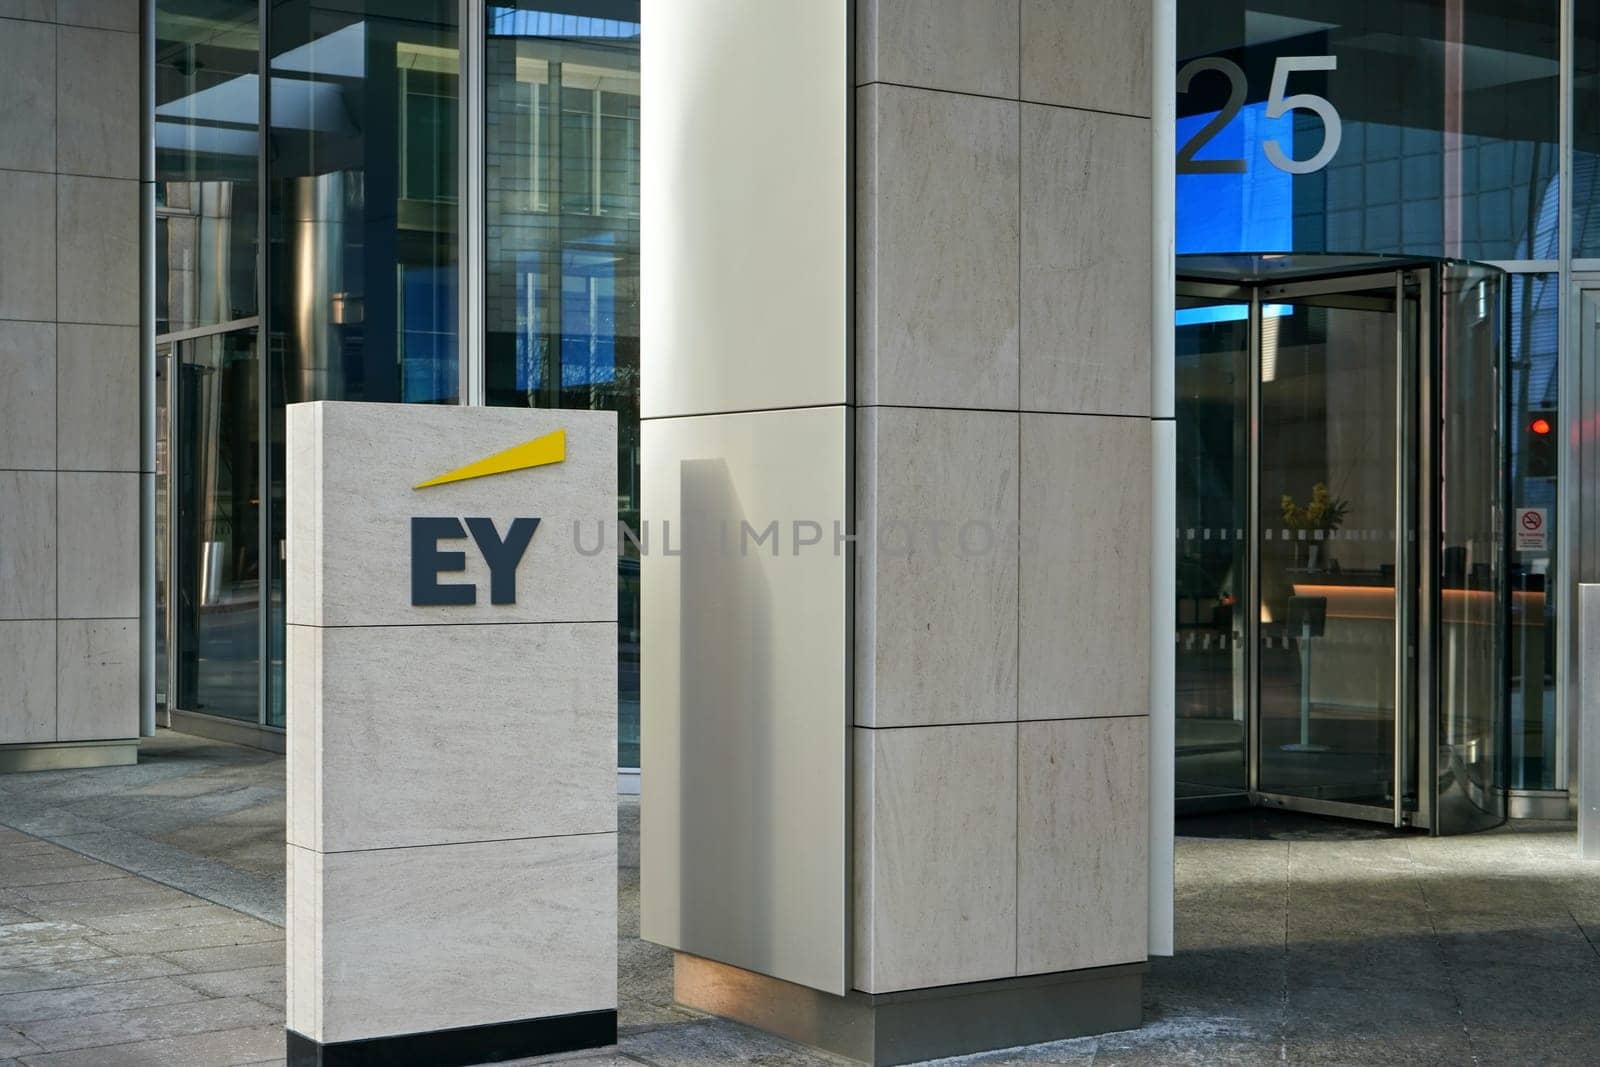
[284,402,617,1067]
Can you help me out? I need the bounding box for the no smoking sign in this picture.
[1515,507,1549,553]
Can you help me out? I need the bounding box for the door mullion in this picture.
[1247,288,1262,798]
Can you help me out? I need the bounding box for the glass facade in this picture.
[1177,0,1575,805]
[266,0,461,408]
[1173,299,1249,802]
[150,0,1581,793]
[155,1,262,723]
[1177,1,1559,261]
[483,3,641,767]
[155,0,260,334]
[155,0,640,760]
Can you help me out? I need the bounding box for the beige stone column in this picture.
[0,6,143,770]
[851,0,1154,1021]
[642,2,1157,1062]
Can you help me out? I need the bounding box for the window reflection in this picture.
[1507,273,1559,789]
[1575,5,1600,255]
[264,1,463,728]
[155,0,260,332]
[267,1,461,407]
[485,3,641,767]
[172,331,262,722]
[1177,1,1559,261]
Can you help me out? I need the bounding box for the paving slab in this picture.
[0,976,207,1025]
[169,965,283,1000]
[0,956,186,997]
[83,917,279,957]
[15,995,278,1053]
[12,1022,284,1067]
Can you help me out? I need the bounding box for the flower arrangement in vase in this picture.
[1280,482,1350,570]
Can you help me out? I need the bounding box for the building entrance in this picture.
[1175,254,1507,834]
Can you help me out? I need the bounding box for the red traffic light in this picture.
[1530,417,1552,436]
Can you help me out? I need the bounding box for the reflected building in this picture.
[144,0,640,761]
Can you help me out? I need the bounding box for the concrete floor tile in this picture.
[10,1022,284,1066]
[168,965,282,1000]
[0,956,185,996]
[0,976,206,1025]
[80,902,259,936]
[0,1028,41,1059]
[0,813,116,840]
[498,1054,631,1067]
[16,890,207,924]
[15,995,279,1052]
[0,942,110,970]
[0,863,124,890]
[0,923,98,948]
[83,917,279,957]
[621,1018,849,1066]
[4,877,169,905]
[158,940,283,974]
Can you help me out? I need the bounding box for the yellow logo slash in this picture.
[413,429,566,490]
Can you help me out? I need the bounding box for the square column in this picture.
[642,2,1157,1062]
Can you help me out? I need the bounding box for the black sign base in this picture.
[287,1009,616,1067]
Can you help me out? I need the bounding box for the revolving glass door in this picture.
[1175,255,1507,834]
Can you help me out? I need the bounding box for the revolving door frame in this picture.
[1176,256,1509,835]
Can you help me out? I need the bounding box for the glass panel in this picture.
[265,0,462,730]
[1507,273,1558,789]
[485,2,641,767]
[1576,6,1600,256]
[1174,297,1251,801]
[173,331,261,722]
[155,348,171,712]
[1176,1,1559,261]
[1256,283,1399,807]
[1435,264,1507,831]
[266,1,460,405]
[155,0,261,334]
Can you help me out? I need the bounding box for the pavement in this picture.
[2,731,1599,1065]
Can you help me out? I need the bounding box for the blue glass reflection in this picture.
[1177,103,1293,254]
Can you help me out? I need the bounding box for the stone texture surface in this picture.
[54,0,138,33]
[286,402,616,627]
[0,471,56,621]
[856,407,1018,727]
[54,324,138,471]
[856,0,1019,98]
[1021,0,1152,117]
[0,622,54,743]
[857,83,1019,410]
[56,175,138,327]
[1019,414,1153,721]
[287,621,617,852]
[1018,716,1149,974]
[1021,104,1152,417]
[0,321,55,471]
[290,834,617,1044]
[55,24,139,180]
[0,4,138,756]
[53,619,136,742]
[54,471,138,619]
[853,723,1017,993]
[286,402,619,1044]
[0,169,57,322]
[0,19,56,173]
